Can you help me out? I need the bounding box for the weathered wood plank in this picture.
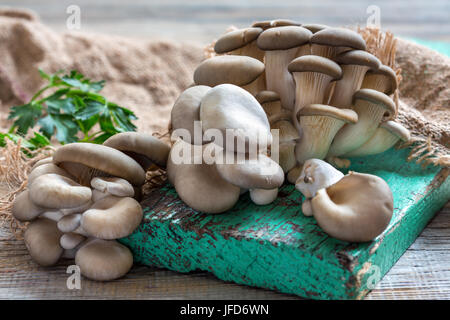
[120,148,450,299]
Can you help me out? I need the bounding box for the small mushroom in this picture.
[29,173,92,209]
[11,190,45,221]
[199,84,271,154]
[255,91,282,118]
[327,89,396,159]
[193,55,265,95]
[214,27,264,61]
[81,195,143,240]
[268,111,300,172]
[60,233,86,250]
[57,213,82,233]
[257,26,312,110]
[361,64,398,95]
[24,218,64,266]
[53,143,146,186]
[103,132,171,171]
[249,188,278,205]
[170,85,211,145]
[329,50,381,108]
[75,239,133,281]
[310,171,393,242]
[310,27,366,59]
[295,159,344,199]
[167,140,241,214]
[90,177,134,197]
[41,210,65,222]
[288,55,342,130]
[344,120,410,157]
[294,104,358,164]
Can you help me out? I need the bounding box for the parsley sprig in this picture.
[6,69,137,148]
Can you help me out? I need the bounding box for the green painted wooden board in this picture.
[120,147,449,299]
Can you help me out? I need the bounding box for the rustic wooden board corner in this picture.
[120,148,449,299]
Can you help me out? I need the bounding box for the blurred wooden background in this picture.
[0,0,449,300]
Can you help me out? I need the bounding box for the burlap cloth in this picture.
[0,8,448,178]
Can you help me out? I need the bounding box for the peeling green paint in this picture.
[120,147,449,299]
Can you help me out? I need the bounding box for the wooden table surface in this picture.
[0,0,449,300]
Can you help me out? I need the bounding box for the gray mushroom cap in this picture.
[214,27,263,53]
[193,55,265,87]
[311,27,366,50]
[75,239,133,281]
[29,173,92,209]
[257,26,312,50]
[288,55,342,79]
[90,177,134,197]
[24,218,63,266]
[335,50,381,70]
[11,189,45,221]
[53,142,146,186]
[28,163,73,185]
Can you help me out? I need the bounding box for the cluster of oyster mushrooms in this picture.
[12,132,170,280]
[168,20,410,242]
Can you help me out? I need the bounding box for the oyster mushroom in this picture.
[310,27,366,59]
[200,84,271,154]
[310,171,393,242]
[302,23,329,34]
[81,195,143,240]
[329,50,381,108]
[28,163,74,185]
[29,173,92,209]
[193,55,265,95]
[361,64,398,95]
[294,104,358,164]
[90,177,134,198]
[103,132,171,170]
[344,120,410,157]
[31,157,53,170]
[57,213,82,233]
[75,239,133,281]
[24,218,64,266]
[255,90,282,118]
[11,190,45,221]
[53,143,146,186]
[327,88,396,160]
[167,139,241,214]
[269,111,300,172]
[170,85,211,145]
[257,26,312,110]
[214,27,264,61]
[288,55,342,130]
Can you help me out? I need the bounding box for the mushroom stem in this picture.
[329,65,370,108]
[264,49,298,109]
[241,74,266,95]
[250,188,278,205]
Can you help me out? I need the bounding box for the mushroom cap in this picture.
[60,233,86,250]
[215,152,284,189]
[90,177,134,197]
[57,213,82,233]
[311,27,366,50]
[250,188,279,205]
[29,173,92,209]
[103,132,170,170]
[363,64,398,95]
[81,195,143,240]
[11,189,45,221]
[53,142,146,186]
[353,88,396,117]
[255,90,280,104]
[170,142,241,214]
[170,85,211,145]
[75,239,133,281]
[288,55,342,79]
[193,55,265,87]
[24,218,63,266]
[335,50,381,70]
[380,121,410,142]
[311,171,393,242]
[31,157,53,170]
[302,23,329,33]
[298,104,358,124]
[295,159,344,198]
[199,84,271,153]
[214,27,263,53]
[28,163,73,185]
[257,26,312,50]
